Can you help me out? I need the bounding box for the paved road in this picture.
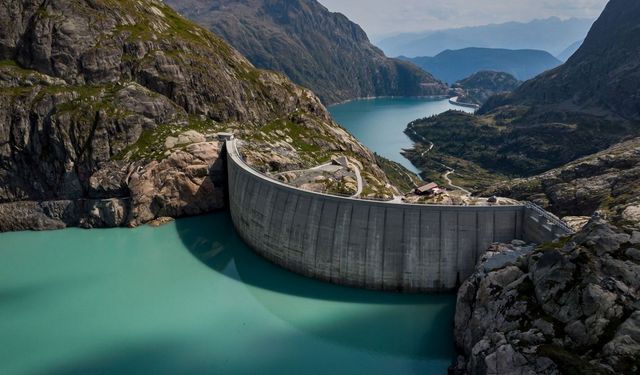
[408,125,472,196]
[449,96,480,110]
[349,163,364,197]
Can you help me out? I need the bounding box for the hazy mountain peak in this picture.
[377,17,595,58]
[401,47,561,84]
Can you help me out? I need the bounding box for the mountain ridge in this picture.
[556,39,584,62]
[485,0,640,121]
[453,71,521,106]
[165,0,449,105]
[377,17,595,58]
[406,0,640,180]
[401,47,561,83]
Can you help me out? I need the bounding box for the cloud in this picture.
[318,0,608,37]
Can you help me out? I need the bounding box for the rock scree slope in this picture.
[485,137,640,223]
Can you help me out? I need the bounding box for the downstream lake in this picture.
[0,98,463,375]
[329,97,473,173]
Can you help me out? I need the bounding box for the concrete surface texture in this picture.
[226,140,572,292]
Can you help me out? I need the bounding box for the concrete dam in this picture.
[226,140,573,292]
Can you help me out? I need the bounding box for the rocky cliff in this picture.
[452,217,640,375]
[0,0,393,231]
[453,137,640,375]
[164,0,449,105]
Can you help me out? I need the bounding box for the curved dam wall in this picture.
[226,140,571,292]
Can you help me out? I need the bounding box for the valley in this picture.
[1,0,639,374]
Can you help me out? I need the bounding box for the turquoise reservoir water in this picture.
[329,97,473,173]
[0,214,456,374]
[0,97,467,374]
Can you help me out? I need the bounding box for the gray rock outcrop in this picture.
[453,218,640,374]
[485,138,640,222]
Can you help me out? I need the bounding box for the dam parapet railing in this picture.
[525,202,575,234]
[225,139,573,292]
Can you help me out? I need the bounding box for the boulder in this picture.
[623,205,640,223]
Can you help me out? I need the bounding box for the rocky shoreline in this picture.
[451,216,640,374]
[0,140,226,232]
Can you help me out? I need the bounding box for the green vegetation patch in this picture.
[536,236,573,253]
[403,146,506,193]
[406,108,633,179]
[374,154,421,194]
[115,116,225,161]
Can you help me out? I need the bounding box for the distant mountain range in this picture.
[400,48,562,84]
[378,17,595,58]
[406,0,640,177]
[487,0,640,123]
[166,0,449,105]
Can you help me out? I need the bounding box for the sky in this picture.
[318,0,609,39]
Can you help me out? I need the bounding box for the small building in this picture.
[217,132,235,141]
[415,182,440,196]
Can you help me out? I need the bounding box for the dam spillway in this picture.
[226,140,572,292]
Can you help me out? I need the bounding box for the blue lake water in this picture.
[329,97,473,173]
[0,97,466,375]
[0,214,456,375]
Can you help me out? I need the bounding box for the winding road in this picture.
[443,169,471,196]
[448,96,480,110]
[407,125,471,196]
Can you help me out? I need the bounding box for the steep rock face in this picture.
[127,141,225,227]
[0,0,392,231]
[165,0,449,105]
[453,218,640,375]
